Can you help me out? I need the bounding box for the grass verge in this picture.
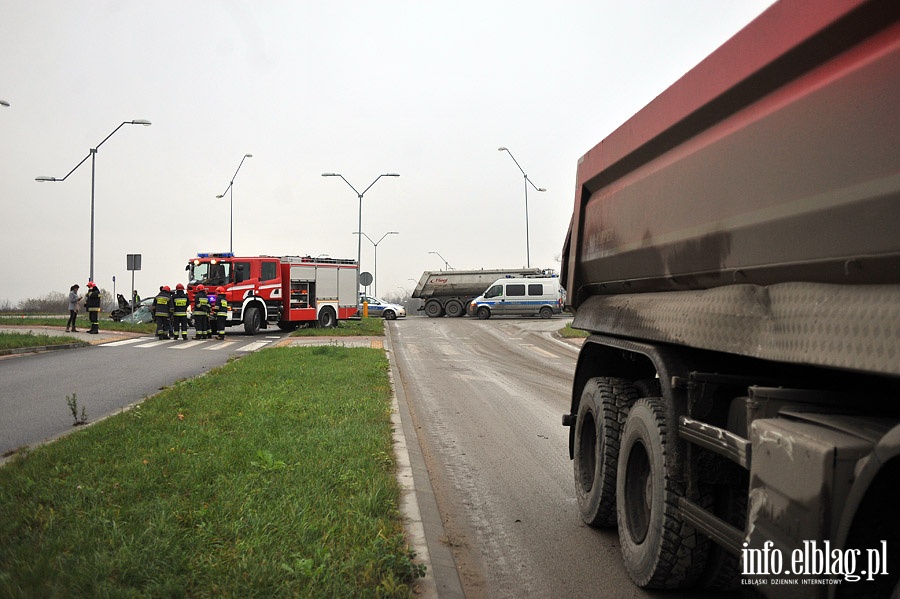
[0,346,423,598]
[0,316,155,335]
[0,332,87,351]
[558,322,589,339]
[291,317,385,337]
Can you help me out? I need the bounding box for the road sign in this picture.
[127,254,142,271]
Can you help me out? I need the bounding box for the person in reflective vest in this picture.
[85,281,101,334]
[172,283,190,340]
[152,286,173,340]
[193,284,210,339]
[212,286,228,340]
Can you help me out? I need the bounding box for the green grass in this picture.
[0,332,87,351]
[558,322,589,339]
[0,316,155,335]
[291,317,385,337]
[0,346,423,598]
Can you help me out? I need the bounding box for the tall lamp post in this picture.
[354,231,398,296]
[322,172,399,290]
[498,147,546,268]
[429,251,452,270]
[216,153,253,255]
[36,119,152,282]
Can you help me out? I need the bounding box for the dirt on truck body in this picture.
[560,1,900,596]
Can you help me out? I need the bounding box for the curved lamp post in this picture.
[429,251,452,270]
[0,100,9,107]
[354,231,398,296]
[498,147,545,268]
[216,153,253,254]
[36,119,152,282]
[322,172,399,290]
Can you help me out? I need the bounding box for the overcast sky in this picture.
[1,0,775,305]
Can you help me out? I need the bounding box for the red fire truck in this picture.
[185,253,359,334]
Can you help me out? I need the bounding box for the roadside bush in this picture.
[1,289,114,314]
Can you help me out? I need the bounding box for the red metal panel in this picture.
[574,0,870,189]
[564,0,900,305]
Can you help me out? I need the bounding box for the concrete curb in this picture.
[0,342,85,356]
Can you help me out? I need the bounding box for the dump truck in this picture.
[411,268,545,317]
[560,1,900,596]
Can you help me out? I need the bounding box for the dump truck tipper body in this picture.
[560,0,900,596]
[412,268,544,317]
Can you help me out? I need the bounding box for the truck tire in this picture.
[617,397,707,589]
[539,306,553,319]
[243,306,261,335]
[574,377,639,528]
[424,300,444,318]
[477,306,491,320]
[445,300,464,318]
[318,307,337,328]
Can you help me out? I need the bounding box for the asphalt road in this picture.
[389,316,717,599]
[0,330,287,459]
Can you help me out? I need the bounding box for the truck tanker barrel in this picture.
[560,1,900,595]
[412,268,544,317]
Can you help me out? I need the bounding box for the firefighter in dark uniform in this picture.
[208,289,218,338]
[172,283,190,340]
[193,284,210,339]
[85,281,102,334]
[212,286,228,340]
[152,286,173,340]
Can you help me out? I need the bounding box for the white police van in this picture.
[467,276,563,319]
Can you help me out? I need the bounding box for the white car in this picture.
[360,296,406,320]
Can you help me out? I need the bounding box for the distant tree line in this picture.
[0,289,115,313]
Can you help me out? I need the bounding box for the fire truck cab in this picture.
[186,252,359,334]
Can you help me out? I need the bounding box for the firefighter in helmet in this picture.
[152,285,173,340]
[212,286,228,340]
[193,284,210,339]
[164,286,175,338]
[85,281,102,334]
[172,283,190,340]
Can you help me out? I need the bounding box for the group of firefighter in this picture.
[151,283,228,341]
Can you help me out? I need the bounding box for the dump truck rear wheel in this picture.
[574,377,639,528]
[424,301,444,318]
[445,300,464,318]
[617,397,707,589]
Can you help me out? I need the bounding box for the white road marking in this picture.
[100,338,146,347]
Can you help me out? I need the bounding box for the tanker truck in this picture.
[411,268,545,317]
[560,0,900,596]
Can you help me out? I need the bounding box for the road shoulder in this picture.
[384,323,465,599]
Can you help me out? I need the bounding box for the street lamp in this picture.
[322,172,399,290]
[36,119,152,282]
[498,147,546,268]
[354,231,398,296]
[0,100,9,107]
[216,153,253,254]
[429,251,452,270]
